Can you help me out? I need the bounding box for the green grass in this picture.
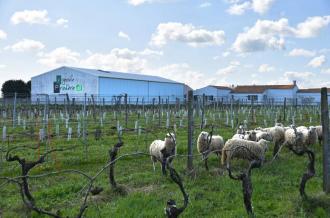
[0,105,329,217]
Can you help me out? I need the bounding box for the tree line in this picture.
[1,79,31,98]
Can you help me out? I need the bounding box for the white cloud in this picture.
[282,71,315,87]
[38,46,163,73]
[0,29,7,40]
[307,55,326,68]
[11,10,50,25]
[233,16,330,53]
[200,2,212,8]
[252,0,274,14]
[216,61,240,76]
[5,39,45,52]
[150,22,225,47]
[128,0,174,6]
[118,31,131,41]
[222,51,230,57]
[227,0,275,15]
[321,68,330,74]
[56,18,69,28]
[146,63,218,89]
[0,64,6,69]
[294,16,330,38]
[227,2,251,15]
[288,48,315,57]
[38,47,80,67]
[258,64,274,72]
[140,48,163,56]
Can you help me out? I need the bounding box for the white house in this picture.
[230,81,298,104]
[297,88,330,105]
[194,85,232,102]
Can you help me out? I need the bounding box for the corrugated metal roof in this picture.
[67,66,181,84]
[231,84,296,93]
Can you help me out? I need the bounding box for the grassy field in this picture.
[0,106,330,217]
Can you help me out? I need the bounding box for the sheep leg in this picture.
[273,141,280,157]
[152,161,156,172]
[204,158,209,171]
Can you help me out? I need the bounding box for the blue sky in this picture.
[0,0,329,89]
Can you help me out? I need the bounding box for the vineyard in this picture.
[0,93,329,217]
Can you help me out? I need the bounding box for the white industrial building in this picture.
[31,66,188,103]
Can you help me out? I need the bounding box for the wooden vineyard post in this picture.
[83,93,88,160]
[125,94,128,128]
[158,96,161,128]
[321,87,330,193]
[201,94,205,130]
[187,90,194,171]
[13,92,17,128]
[283,97,286,123]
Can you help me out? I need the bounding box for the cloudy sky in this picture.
[0,0,329,89]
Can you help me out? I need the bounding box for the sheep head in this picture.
[165,132,176,145]
[198,131,209,143]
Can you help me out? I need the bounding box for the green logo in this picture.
[76,84,83,91]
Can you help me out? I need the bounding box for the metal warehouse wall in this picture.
[31,67,98,101]
[99,77,185,102]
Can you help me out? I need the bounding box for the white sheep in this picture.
[315,125,322,145]
[197,131,224,170]
[149,132,176,175]
[221,139,269,168]
[232,134,245,140]
[243,130,257,141]
[262,126,285,156]
[283,127,305,151]
[297,126,318,146]
[255,130,273,142]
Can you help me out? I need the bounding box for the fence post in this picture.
[13,92,17,128]
[321,87,330,193]
[283,97,286,122]
[187,90,194,171]
[201,94,205,129]
[125,94,128,128]
[158,96,161,128]
[83,93,87,159]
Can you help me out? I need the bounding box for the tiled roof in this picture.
[231,84,295,93]
[297,88,330,93]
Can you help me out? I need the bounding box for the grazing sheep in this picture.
[221,139,269,168]
[315,125,322,146]
[232,134,245,140]
[149,132,176,175]
[283,127,305,150]
[298,126,318,146]
[197,131,224,170]
[244,130,257,141]
[255,131,273,142]
[262,126,285,156]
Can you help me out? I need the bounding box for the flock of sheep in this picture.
[149,123,323,173]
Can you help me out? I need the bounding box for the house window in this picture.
[247,95,258,101]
